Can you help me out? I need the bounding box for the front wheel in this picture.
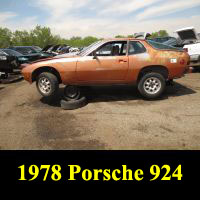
[36,72,59,98]
[138,72,166,99]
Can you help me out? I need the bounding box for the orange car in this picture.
[22,38,190,100]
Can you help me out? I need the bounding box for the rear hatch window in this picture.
[147,40,183,51]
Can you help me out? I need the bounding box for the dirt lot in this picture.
[0,73,200,150]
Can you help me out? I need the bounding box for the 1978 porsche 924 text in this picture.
[22,38,190,100]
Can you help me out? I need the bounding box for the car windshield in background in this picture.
[14,47,38,55]
[147,40,183,51]
[163,38,177,46]
[2,49,23,56]
[151,37,171,43]
[32,46,42,52]
[78,41,103,56]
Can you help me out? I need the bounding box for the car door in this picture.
[76,41,129,82]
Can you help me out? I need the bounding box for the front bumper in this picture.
[21,64,33,83]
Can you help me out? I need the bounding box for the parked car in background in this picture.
[134,32,179,46]
[1,49,30,65]
[150,36,176,44]
[22,38,190,100]
[0,50,17,78]
[41,44,70,56]
[134,32,152,39]
[175,27,200,68]
[41,45,54,52]
[69,47,80,53]
[49,45,61,55]
[32,46,42,52]
[58,45,71,54]
[51,45,80,57]
[8,46,54,61]
[163,37,184,48]
[9,46,39,55]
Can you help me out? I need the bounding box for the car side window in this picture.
[128,41,146,55]
[96,43,113,56]
[94,41,127,56]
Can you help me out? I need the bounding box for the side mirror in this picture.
[93,51,97,59]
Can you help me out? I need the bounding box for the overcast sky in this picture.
[0,0,200,38]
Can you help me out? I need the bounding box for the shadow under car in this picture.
[39,82,196,108]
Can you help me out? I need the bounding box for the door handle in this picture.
[118,59,127,63]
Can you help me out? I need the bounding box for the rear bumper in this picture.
[170,65,192,80]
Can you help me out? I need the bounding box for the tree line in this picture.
[0,25,169,49]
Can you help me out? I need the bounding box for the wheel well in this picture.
[137,65,169,82]
[32,66,62,83]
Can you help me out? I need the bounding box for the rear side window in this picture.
[147,40,182,51]
[128,41,146,55]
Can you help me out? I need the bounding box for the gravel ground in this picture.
[0,73,200,150]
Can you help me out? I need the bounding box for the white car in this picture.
[175,27,200,68]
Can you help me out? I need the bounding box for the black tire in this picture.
[36,72,59,98]
[61,96,87,110]
[63,85,81,101]
[166,79,174,86]
[138,72,166,99]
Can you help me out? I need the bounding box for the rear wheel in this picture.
[36,72,59,98]
[138,72,166,99]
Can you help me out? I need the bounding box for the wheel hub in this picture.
[38,77,51,94]
[143,77,161,95]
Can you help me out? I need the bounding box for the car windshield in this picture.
[2,49,23,56]
[147,40,183,51]
[78,41,103,56]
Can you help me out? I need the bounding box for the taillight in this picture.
[183,48,188,52]
[180,59,185,65]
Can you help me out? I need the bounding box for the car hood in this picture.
[22,53,41,57]
[28,54,80,64]
[175,27,199,41]
[54,52,79,58]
